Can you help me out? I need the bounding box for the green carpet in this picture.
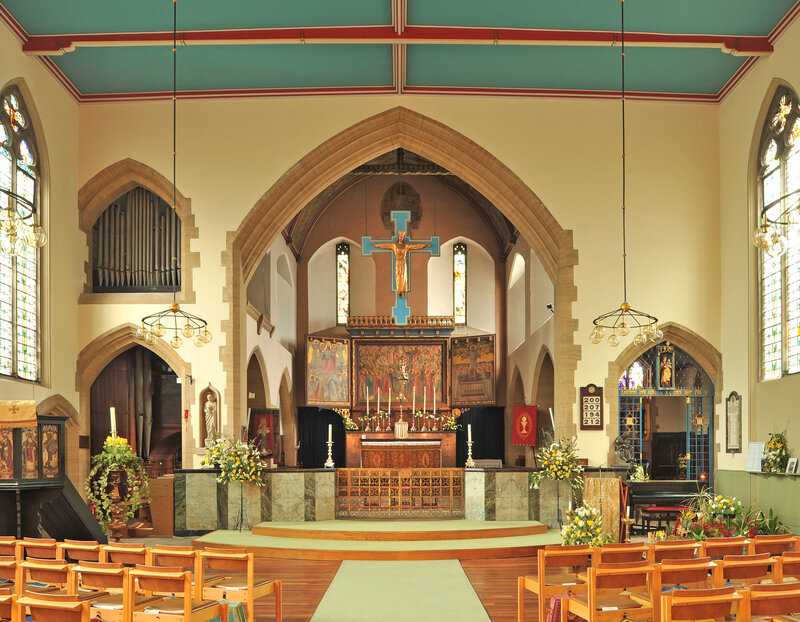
[253,519,540,532]
[310,560,490,622]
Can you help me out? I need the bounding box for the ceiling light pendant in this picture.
[138,0,210,350]
[1,188,47,257]
[752,188,799,259]
[590,0,660,348]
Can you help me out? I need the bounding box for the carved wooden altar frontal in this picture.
[337,468,463,518]
[361,441,441,468]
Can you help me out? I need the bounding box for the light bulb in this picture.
[633,332,645,347]
[170,334,183,349]
[153,322,167,338]
[181,323,195,338]
[767,233,788,259]
[136,325,149,340]
[145,332,157,346]
[200,329,212,344]
[753,224,774,249]
[618,322,630,337]
[0,233,24,256]
[27,226,47,248]
[193,334,206,347]
[608,331,620,347]
[653,327,664,341]
[590,326,603,344]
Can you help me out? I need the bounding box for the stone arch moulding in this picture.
[75,323,195,484]
[247,345,272,407]
[223,106,580,437]
[77,158,199,303]
[531,345,555,404]
[602,321,722,465]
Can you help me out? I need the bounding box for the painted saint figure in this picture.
[371,231,431,297]
[660,355,673,387]
[0,428,12,479]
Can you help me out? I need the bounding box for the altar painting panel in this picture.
[41,424,59,478]
[451,335,495,405]
[0,427,12,479]
[21,426,38,479]
[306,336,350,407]
[354,340,447,407]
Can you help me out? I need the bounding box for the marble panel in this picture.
[495,472,528,499]
[495,495,529,521]
[464,471,485,520]
[185,471,219,531]
[271,472,305,521]
[315,472,336,521]
[261,475,272,522]
[536,479,570,529]
[173,472,186,533]
[304,472,316,520]
[484,472,496,520]
[226,481,263,530]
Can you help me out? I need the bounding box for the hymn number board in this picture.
[580,384,603,430]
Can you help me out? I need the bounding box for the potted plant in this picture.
[85,435,150,541]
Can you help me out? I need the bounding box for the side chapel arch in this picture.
[77,158,199,302]
[603,322,722,465]
[224,106,580,437]
[75,323,195,484]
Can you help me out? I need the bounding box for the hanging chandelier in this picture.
[0,189,46,256]
[752,188,800,258]
[137,0,211,350]
[590,0,661,348]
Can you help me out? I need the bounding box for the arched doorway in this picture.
[618,343,715,485]
[90,346,182,476]
[225,107,580,445]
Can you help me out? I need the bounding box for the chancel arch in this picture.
[77,158,199,303]
[227,107,579,441]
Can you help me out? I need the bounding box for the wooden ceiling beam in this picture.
[22,25,772,56]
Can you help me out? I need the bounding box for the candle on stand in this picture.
[468,423,472,443]
[388,388,392,416]
[412,387,416,414]
[328,424,332,443]
[377,387,381,413]
[366,390,370,416]
[433,388,436,416]
[423,386,427,414]
[110,407,117,438]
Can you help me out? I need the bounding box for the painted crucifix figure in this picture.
[362,210,440,325]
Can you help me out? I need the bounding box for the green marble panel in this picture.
[464,471,485,520]
[184,471,219,531]
[173,472,186,533]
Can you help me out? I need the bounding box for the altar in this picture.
[345,432,456,468]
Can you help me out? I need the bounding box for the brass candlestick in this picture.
[465,440,476,468]
[324,441,335,469]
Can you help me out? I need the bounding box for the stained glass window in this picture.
[758,87,800,379]
[619,361,646,390]
[453,243,467,325]
[336,242,349,325]
[0,87,39,381]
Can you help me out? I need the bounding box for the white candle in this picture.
[328,424,332,443]
[110,407,117,437]
[433,387,436,416]
[366,390,370,416]
[413,387,416,414]
[377,387,381,413]
[388,387,392,416]
[423,386,427,414]
[468,423,472,443]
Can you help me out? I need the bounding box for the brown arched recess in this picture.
[223,106,580,435]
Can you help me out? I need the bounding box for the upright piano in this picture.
[627,479,702,534]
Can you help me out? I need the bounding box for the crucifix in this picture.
[362,210,440,325]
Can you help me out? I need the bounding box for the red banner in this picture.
[512,405,537,446]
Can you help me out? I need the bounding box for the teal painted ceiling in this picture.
[0,0,797,100]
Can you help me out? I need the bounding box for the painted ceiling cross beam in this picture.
[21,25,773,56]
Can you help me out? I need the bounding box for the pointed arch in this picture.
[246,346,271,407]
[77,158,199,302]
[37,393,81,488]
[37,393,79,426]
[531,345,555,405]
[278,368,296,466]
[603,322,722,463]
[222,106,580,440]
[75,323,195,484]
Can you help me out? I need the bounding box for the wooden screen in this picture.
[337,468,463,518]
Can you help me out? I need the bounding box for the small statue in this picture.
[204,393,218,441]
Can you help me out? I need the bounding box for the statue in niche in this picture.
[199,384,221,444]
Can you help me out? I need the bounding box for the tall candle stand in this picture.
[324,440,335,468]
[421,412,428,432]
[465,439,476,468]
[363,414,371,432]
[375,414,382,432]
[410,412,418,432]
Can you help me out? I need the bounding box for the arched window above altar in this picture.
[453,243,466,325]
[336,242,350,325]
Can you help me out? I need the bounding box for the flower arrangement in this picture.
[675,489,751,540]
[630,464,650,481]
[440,412,460,431]
[561,504,613,546]
[202,437,269,486]
[677,453,690,479]
[530,437,584,491]
[85,436,150,534]
[763,432,789,473]
[334,408,359,430]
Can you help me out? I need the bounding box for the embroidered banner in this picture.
[0,400,36,428]
[512,405,537,446]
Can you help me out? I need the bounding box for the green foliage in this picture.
[629,465,649,482]
[530,437,584,491]
[754,507,789,535]
[202,437,269,486]
[85,436,150,534]
[763,431,789,473]
[675,487,788,539]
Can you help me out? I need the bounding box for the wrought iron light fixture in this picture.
[752,188,799,258]
[590,0,661,348]
[0,188,46,256]
[138,0,210,350]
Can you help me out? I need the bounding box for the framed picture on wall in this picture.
[451,335,495,406]
[306,336,351,407]
[787,458,798,474]
[726,391,742,454]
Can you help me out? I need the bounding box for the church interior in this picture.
[2,1,800,620]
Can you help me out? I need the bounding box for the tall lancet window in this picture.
[0,87,40,380]
[757,86,800,379]
[453,243,467,325]
[336,242,350,324]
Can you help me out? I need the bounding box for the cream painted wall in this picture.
[427,237,495,334]
[0,22,83,481]
[719,14,800,471]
